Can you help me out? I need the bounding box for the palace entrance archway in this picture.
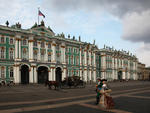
[38,66,48,84]
[21,65,29,84]
[56,67,62,83]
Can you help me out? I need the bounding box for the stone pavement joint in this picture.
[123,95,150,99]
[0,85,149,113]
[79,103,132,113]
[0,86,149,107]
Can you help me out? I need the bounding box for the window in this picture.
[1,67,5,79]
[10,67,13,77]
[0,47,5,59]
[10,38,14,44]
[76,56,78,65]
[23,39,27,45]
[41,50,45,61]
[10,48,14,59]
[41,41,45,48]
[48,54,51,62]
[1,37,5,43]
[66,55,68,64]
[33,50,37,61]
[33,41,37,47]
[22,48,27,60]
[48,43,51,48]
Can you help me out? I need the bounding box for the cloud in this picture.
[122,10,150,43]
[42,0,150,66]
[0,0,40,28]
[136,43,150,66]
[42,0,150,42]
[0,0,149,66]
[42,0,150,16]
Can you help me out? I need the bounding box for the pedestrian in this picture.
[95,78,103,105]
[101,79,114,109]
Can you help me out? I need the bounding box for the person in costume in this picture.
[95,78,103,105]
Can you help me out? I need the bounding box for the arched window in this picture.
[48,52,51,62]
[10,38,14,44]
[66,55,68,64]
[41,41,45,48]
[41,50,45,61]
[23,39,27,45]
[10,67,13,78]
[33,41,37,47]
[48,43,51,48]
[33,50,37,61]
[10,48,14,59]
[22,48,27,60]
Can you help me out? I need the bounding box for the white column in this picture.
[52,42,56,63]
[48,70,51,81]
[112,70,115,80]
[18,40,21,59]
[60,46,63,63]
[29,67,33,83]
[15,39,18,59]
[80,69,82,80]
[115,58,118,69]
[49,68,53,81]
[84,50,87,66]
[61,45,65,64]
[127,71,130,79]
[89,69,91,81]
[103,56,106,69]
[52,68,56,81]
[45,43,48,62]
[34,67,37,83]
[13,66,17,83]
[93,52,96,67]
[80,48,82,65]
[62,68,66,80]
[84,69,87,82]
[122,71,126,79]
[93,70,96,82]
[16,66,20,83]
[29,40,34,62]
[63,47,66,63]
[37,42,41,61]
[89,51,91,66]
[101,72,105,79]
[112,57,114,69]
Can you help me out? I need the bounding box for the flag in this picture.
[39,10,45,18]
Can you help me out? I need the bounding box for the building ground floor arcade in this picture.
[100,69,138,81]
[0,62,138,84]
[0,62,97,84]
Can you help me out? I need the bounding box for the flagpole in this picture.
[38,7,40,25]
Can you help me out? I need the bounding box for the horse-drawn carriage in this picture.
[45,76,86,90]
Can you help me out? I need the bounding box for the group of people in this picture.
[95,78,114,109]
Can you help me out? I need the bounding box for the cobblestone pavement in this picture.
[0,81,150,113]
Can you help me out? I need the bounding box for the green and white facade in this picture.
[99,47,138,81]
[0,21,138,84]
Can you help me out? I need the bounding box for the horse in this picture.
[45,80,61,90]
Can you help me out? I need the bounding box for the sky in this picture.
[0,0,150,67]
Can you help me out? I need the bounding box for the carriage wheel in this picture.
[51,85,56,90]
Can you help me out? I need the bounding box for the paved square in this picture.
[0,81,150,113]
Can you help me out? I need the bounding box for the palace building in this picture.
[0,21,138,84]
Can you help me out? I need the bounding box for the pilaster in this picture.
[51,41,56,63]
